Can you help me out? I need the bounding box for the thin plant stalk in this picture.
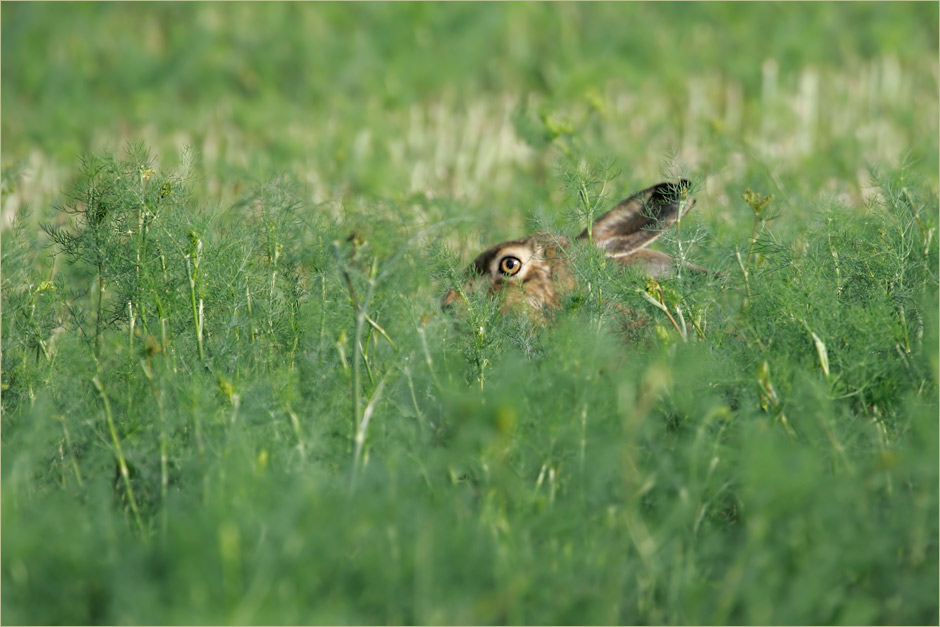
[92,374,145,534]
[352,376,387,486]
[674,193,688,281]
[141,358,169,538]
[185,233,205,361]
[95,261,104,359]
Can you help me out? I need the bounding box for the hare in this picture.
[441,180,703,317]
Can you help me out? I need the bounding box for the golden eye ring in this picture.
[499,256,522,276]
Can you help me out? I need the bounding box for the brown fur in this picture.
[442,180,703,320]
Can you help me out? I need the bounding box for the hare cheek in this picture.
[489,276,524,300]
[494,283,533,314]
[442,276,488,313]
[488,277,513,298]
[441,288,462,311]
[491,274,553,311]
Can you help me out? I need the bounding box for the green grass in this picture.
[2,3,938,625]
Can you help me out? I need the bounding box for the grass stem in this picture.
[92,374,145,534]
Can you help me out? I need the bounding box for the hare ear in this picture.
[577,180,695,256]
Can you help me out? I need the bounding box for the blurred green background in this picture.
[3,2,938,220]
[2,3,937,625]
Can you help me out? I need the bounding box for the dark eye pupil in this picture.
[500,256,521,275]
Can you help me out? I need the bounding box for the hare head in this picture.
[441,180,699,317]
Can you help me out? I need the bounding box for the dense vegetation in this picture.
[2,3,937,624]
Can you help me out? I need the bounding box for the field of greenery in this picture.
[2,3,938,625]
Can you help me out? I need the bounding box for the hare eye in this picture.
[499,256,522,276]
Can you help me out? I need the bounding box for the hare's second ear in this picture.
[577,180,694,254]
